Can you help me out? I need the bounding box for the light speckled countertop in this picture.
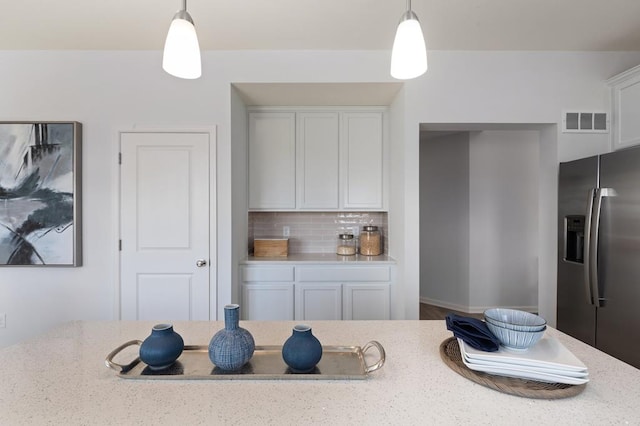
[241,253,396,264]
[1,320,639,425]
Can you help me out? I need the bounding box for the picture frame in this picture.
[0,121,82,266]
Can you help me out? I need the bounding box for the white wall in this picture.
[420,132,470,309]
[388,88,407,319]
[468,130,540,311]
[1,50,639,346]
[537,125,559,324]
[420,130,540,314]
[408,51,640,323]
[229,87,249,314]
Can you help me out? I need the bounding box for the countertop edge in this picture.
[240,253,396,264]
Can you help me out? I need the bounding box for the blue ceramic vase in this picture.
[139,324,184,370]
[209,304,255,371]
[282,324,323,373]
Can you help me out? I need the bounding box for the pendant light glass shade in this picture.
[390,7,427,80]
[162,7,202,79]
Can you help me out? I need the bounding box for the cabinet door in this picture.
[297,112,340,209]
[249,112,296,209]
[340,112,384,210]
[343,283,390,320]
[611,71,640,150]
[241,283,294,320]
[295,283,342,320]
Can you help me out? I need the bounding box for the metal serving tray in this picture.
[105,340,385,380]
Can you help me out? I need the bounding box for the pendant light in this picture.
[390,0,427,80]
[162,0,202,79]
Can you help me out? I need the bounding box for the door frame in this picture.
[113,125,217,320]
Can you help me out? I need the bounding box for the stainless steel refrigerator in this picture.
[558,147,640,369]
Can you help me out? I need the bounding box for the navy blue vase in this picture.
[282,324,323,373]
[139,324,184,370]
[209,304,255,371]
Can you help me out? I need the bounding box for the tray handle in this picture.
[362,340,386,373]
[105,339,143,373]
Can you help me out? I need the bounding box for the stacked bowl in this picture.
[484,308,546,351]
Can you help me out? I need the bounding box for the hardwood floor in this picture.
[419,303,484,320]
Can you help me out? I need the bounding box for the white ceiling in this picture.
[3,0,640,51]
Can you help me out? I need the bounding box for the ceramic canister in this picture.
[282,324,323,373]
[139,324,184,370]
[209,304,255,371]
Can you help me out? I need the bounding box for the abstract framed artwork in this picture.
[0,122,82,266]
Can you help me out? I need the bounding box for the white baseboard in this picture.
[420,297,470,313]
[420,297,537,314]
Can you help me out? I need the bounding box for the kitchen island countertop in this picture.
[1,320,639,425]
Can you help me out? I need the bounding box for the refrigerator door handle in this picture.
[584,188,596,305]
[589,187,617,308]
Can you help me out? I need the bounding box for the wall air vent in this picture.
[562,111,608,133]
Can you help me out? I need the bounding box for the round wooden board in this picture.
[439,337,586,399]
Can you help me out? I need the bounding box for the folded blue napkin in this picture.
[445,313,501,352]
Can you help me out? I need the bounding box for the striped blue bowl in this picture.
[485,321,546,350]
[484,308,546,332]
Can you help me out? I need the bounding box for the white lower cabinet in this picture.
[240,264,392,321]
[240,265,295,320]
[342,283,390,320]
[241,283,294,320]
[295,283,342,320]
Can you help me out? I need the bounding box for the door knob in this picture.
[196,259,207,267]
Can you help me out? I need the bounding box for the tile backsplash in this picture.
[249,212,388,254]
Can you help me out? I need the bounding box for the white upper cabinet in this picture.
[608,64,640,150]
[297,112,340,209]
[248,112,296,209]
[249,108,387,211]
[341,112,384,210]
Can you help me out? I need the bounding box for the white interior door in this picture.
[120,131,211,321]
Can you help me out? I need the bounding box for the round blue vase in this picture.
[209,304,255,371]
[282,324,323,373]
[139,324,184,370]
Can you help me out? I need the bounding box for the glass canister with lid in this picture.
[360,225,382,256]
[336,233,357,256]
